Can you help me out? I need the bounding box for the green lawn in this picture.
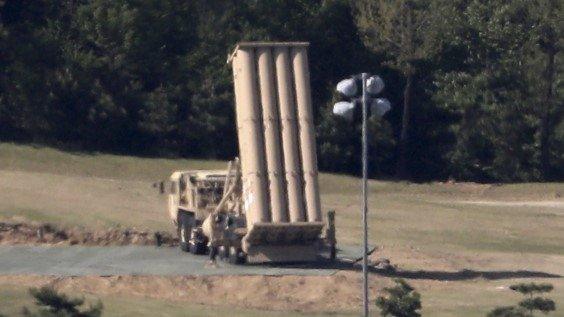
[1,143,563,316]
[0,283,344,317]
[1,142,562,253]
[0,143,225,181]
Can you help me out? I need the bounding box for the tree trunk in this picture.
[397,71,413,179]
[540,48,555,179]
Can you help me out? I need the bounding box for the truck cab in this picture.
[168,170,227,225]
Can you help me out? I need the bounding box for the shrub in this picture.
[488,282,556,317]
[376,278,422,317]
[22,286,103,317]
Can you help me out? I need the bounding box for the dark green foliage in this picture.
[431,0,563,182]
[23,286,103,317]
[519,298,556,314]
[510,283,554,295]
[513,282,556,316]
[487,306,528,317]
[489,282,556,317]
[0,0,562,181]
[375,279,422,317]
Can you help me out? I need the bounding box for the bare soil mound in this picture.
[0,222,177,246]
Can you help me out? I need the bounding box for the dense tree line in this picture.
[0,0,562,181]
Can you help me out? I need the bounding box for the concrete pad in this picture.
[0,245,339,276]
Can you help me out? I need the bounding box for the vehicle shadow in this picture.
[255,258,562,281]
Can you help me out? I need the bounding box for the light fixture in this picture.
[336,78,357,97]
[332,101,355,121]
[370,98,391,117]
[332,72,391,317]
[366,75,385,95]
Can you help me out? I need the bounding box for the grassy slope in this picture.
[0,283,336,317]
[0,143,224,231]
[1,143,563,316]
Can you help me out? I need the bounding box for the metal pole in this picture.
[361,72,369,317]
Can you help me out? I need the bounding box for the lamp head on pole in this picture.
[336,78,357,97]
[370,98,391,117]
[366,75,385,95]
[333,73,391,121]
[332,101,355,121]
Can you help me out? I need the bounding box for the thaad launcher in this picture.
[166,42,335,264]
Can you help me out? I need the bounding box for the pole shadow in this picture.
[252,257,562,281]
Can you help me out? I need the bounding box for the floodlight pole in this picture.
[361,72,369,317]
[335,73,387,317]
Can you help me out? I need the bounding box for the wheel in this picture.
[177,212,193,252]
[189,241,206,255]
[218,246,229,261]
[228,246,246,265]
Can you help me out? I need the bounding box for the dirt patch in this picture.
[0,273,385,313]
[0,222,177,246]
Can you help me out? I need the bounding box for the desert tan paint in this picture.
[291,47,322,222]
[273,47,306,222]
[256,48,290,223]
[231,48,270,225]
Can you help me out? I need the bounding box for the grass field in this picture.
[1,143,563,316]
[0,283,335,317]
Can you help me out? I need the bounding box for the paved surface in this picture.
[0,245,365,276]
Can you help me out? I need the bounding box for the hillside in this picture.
[1,143,563,316]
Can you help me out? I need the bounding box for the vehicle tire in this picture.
[189,241,206,255]
[228,246,246,265]
[218,246,229,261]
[177,212,193,252]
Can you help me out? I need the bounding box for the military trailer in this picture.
[166,42,336,264]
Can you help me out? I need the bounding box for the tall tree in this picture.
[67,0,200,152]
[0,0,61,141]
[533,0,562,179]
[433,0,541,181]
[0,0,560,181]
[354,0,436,179]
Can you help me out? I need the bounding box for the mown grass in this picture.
[413,276,564,317]
[1,279,563,317]
[0,283,346,317]
[1,143,563,316]
[1,142,563,254]
[0,143,225,181]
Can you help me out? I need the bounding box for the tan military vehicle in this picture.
[166,159,335,264]
[165,42,336,264]
[168,160,248,263]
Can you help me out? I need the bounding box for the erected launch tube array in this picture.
[230,42,323,255]
[291,46,322,223]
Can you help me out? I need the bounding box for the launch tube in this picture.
[231,47,270,225]
[256,47,289,223]
[291,47,322,222]
[274,47,306,222]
